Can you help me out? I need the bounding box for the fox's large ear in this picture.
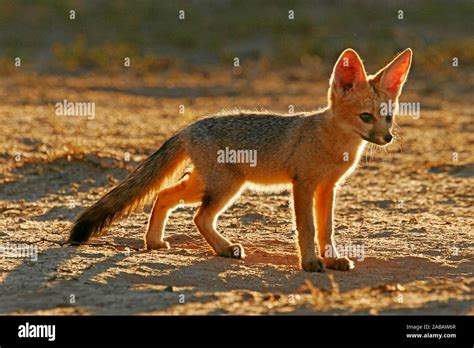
[373,48,412,98]
[330,49,368,95]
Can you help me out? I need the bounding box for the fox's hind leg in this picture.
[145,171,204,250]
[193,179,245,259]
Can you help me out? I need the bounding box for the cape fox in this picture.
[70,48,412,272]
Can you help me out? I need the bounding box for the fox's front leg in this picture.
[293,182,325,272]
[315,182,354,271]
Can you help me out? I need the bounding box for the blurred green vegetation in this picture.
[0,0,472,74]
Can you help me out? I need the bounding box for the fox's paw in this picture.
[219,243,245,259]
[145,240,170,250]
[324,257,354,271]
[301,257,326,273]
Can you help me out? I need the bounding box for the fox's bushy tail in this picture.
[69,134,187,244]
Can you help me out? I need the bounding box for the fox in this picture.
[69,48,412,272]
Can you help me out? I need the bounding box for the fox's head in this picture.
[329,48,412,145]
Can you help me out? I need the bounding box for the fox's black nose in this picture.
[384,134,393,143]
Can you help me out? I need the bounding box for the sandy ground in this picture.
[0,68,472,315]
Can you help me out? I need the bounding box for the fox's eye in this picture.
[386,114,393,123]
[359,113,375,124]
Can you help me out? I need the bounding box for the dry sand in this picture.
[0,68,472,314]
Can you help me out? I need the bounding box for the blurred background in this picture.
[0,0,472,77]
